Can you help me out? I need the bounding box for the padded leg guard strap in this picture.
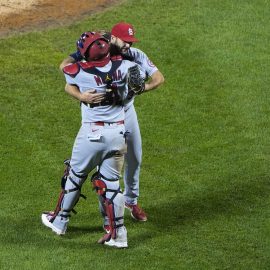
[60,171,87,215]
[91,173,125,239]
[50,168,87,223]
[104,198,124,239]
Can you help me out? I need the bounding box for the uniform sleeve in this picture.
[130,48,158,77]
[69,51,83,62]
[64,73,77,85]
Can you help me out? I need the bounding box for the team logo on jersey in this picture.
[147,59,156,67]
[128,28,133,36]
[94,71,123,86]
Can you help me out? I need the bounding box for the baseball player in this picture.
[41,32,144,248]
[60,22,164,225]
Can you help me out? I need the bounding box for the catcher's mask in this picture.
[78,32,110,65]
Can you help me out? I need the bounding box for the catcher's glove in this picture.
[127,65,145,97]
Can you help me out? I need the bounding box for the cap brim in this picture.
[122,37,139,43]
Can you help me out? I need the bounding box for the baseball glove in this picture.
[127,65,145,96]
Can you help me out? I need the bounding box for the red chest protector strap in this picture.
[111,55,123,61]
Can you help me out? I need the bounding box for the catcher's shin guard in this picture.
[50,160,87,222]
[91,173,125,239]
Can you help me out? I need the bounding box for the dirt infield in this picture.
[0,0,119,37]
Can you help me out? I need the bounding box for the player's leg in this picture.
[92,172,127,248]
[93,124,128,248]
[41,169,88,235]
[41,124,100,235]
[124,105,141,204]
[123,105,147,221]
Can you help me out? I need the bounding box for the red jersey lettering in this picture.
[94,76,103,86]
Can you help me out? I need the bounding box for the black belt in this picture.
[92,120,124,126]
[83,100,123,108]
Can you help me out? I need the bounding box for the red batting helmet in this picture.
[78,32,110,63]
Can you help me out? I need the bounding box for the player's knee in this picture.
[68,169,88,187]
[91,172,121,200]
[91,172,107,196]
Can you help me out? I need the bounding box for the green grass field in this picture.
[1,0,270,269]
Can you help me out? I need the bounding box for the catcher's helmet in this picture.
[78,32,110,62]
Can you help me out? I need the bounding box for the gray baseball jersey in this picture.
[65,59,137,123]
[63,58,139,178]
[57,58,140,237]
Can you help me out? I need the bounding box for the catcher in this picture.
[60,22,164,230]
[42,32,147,248]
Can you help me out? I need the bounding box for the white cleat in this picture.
[104,237,128,248]
[41,213,67,235]
[104,226,128,248]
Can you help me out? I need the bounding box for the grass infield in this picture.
[0,0,270,269]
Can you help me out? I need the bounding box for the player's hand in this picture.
[80,90,105,104]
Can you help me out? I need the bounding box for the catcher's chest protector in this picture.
[82,60,122,86]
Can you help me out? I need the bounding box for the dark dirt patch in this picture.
[0,0,120,38]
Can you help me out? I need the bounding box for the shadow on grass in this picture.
[0,218,107,251]
[1,174,268,248]
[68,225,102,234]
[146,174,270,231]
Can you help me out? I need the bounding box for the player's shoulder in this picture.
[129,47,146,58]
[63,61,106,76]
[79,61,99,71]
[120,59,137,69]
[129,47,144,54]
[63,63,80,78]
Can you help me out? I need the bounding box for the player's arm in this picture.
[59,32,87,71]
[144,70,164,92]
[64,84,82,100]
[65,84,105,104]
[129,48,164,93]
[60,56,76,71]
[59,51,83,71]
[63,63,105,104]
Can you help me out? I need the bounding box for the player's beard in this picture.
[120,45,129,54]
[110,44,122,56]
[110,43,130,56]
